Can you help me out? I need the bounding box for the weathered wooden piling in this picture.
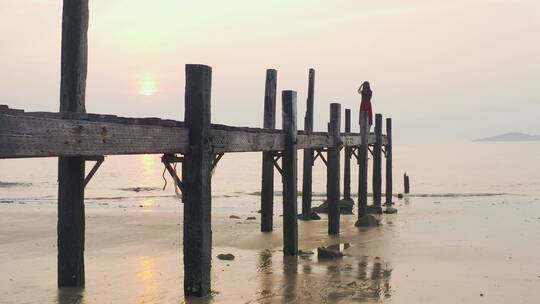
[343,108,352,201]
[372,114,383,209]
[327,103,341,235]
[385,118,393,205]
[57,0,89,287]
[301,69,315,218]
[358,112,369,217]
[261,69,277,232]
[282,91,298,255]
[182,64,213,297]
[404,173,410,194]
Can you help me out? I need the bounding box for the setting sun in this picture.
[138,77,157,96]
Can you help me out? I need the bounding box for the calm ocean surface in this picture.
[1,142,540,210]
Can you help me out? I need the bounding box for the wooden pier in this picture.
[0,0,395,298]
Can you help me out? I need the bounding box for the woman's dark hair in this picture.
[360,81,372,100]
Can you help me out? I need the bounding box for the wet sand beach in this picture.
[1,193,539,303]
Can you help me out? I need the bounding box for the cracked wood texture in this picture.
[0,106,385,159]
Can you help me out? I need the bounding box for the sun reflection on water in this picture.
[140,154,158,185]
[137,257,157,303]
[141,198,156,208]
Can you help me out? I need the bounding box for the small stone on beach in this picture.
[312,199,354,214]
[229,215,241,219]
[246,216,256,220]
[298,250,314,257]
[366,205,383,215]
[317,247,343,259]
[217,253,235,261]
[384,207,398,214]
[355,215,379,227]
[298,211,321,221]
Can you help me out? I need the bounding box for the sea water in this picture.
[1,142,539,211]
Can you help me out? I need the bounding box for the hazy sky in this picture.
[1,0,539,142]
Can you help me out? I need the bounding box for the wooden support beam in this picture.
[301,68,315,218]
[272,154,283,176]
[281,90,298,256]
[261,69,277,232]
[351,148,359,163]
[358,112,369,218]
[211,153,224,172]
[327,103,341,235]
[314,149,328,166]
[0,113,190,158]
[372,114,383,210]
[385,118,393,205]
[343,108,352,201]
[182,64,212,297]
[162,160,184,193]
[57,0,89,288]
[83,156,104,188]
[0,106,385,159]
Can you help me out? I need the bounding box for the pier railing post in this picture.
[385,118,393,205]
[328,103,341,235]
[282,90,298,255]
[358,112,369,218]
[183,64,212,297]
[372,114,383,211]
[343,108,352,201]
[301,69,315,219]
[261,69,277,232]
[58,0,89,287]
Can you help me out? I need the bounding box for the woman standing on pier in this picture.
[358,81,373,130]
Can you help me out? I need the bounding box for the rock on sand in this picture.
[355,214,380,227]
[317,247,343,259]
[217,253,235,261]
[312,199,354,214]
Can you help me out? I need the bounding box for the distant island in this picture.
[474,132,540,142]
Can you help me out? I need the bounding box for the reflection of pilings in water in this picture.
[258,249,273,275]
[282,256,298,304]
[257,249,274,303]
[355,256,393,301]
[369,261,383,299]
[357,256,369,281]
[57,288,86,304]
